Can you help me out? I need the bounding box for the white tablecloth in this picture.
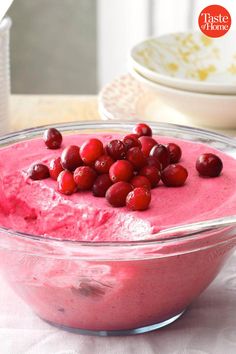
[0,251,236,354]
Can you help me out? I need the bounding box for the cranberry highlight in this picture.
[80,138,104,165]
[43,128,62,149]
[61,145,82,171]
[150,144,170,169]
[109,160,134,183]
[94,155,114,174]
[130,175,151,190]
[74,166,97,190]
[139,165,161,188]
[57,170,77,195]
[133,123,152,137]
[196,153,223,177]
[161,164,188,187]
[145,156,162,170]
[139,136,158,157]
[126,187,151,211]
[28,163,50,180]
[123,134,141,150]
[167,143,182,163]
[106,181,133,207]
[92,174,112,197]
[127,147,146,170]
[105,140,126,160]
[49,157,64,180]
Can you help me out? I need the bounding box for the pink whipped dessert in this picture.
[0,126,235,333]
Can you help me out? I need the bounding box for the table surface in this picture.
[1,94,236,354]
[10,95,99,131]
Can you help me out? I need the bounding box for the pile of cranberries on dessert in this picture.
[28,123,223,213]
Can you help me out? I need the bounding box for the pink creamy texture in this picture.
[0,133,235,241]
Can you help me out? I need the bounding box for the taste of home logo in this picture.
[198,4,231,38]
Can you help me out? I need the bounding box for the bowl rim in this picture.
[1,120,236,248]
[130,30,236,93]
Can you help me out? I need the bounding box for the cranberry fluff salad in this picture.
[0,122,235,334]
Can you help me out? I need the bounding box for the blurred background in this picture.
[6,0,236,94]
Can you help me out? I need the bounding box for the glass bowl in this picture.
[0,121,236,336]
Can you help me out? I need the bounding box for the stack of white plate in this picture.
[128,31,236,129]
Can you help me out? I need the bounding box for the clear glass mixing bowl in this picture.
[0,121,235,336]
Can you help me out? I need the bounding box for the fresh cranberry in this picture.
[92,174,112,197]
[145,156,162,170]
[127,147,146,170]
[139,136,158,157]
[57,170,77,195]
[150,144,170,169]
[28,163,49,180]
[109,160,133,183]
[133,123,152,137]
[74,166,97,190]
[61,145,82,171]
[106,181,133,207]
[123,134,141,150]
[49,157,64,180]
[126,187,151,211]
[139,165,161,188]
[43,128,62,149]
[105,140,126,160]
[94,155,114,174]
[167,143,182,163]
[130,175,151,190]
[196,153,223,177]
[80,138,104,165]
[161,164,188,187]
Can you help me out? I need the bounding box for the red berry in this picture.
[123,134,141,150]
[49,157,64,180]
[161,164,188,187]
[109,160,133,183]
[133,123,152,137]
[130,175,151,190]
[80,138,104,165]
[150,144,170,169]
[126,187,151,211]
[74,166,97,190]
[167,143,182,163]
[106,181,133,207]
[28,163,49,180]
[92,174,112,197]
[196,153,223,177]
[57,170,77,195]
[145,156,162,170]
[94,155,114,174]
[139,165,160,188]
[105,140,126,160]
[127,147,146,170]
[43,128,62,149]
[61,145,82,171]
[139,136,158,157]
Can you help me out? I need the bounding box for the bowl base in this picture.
[42,310,185,336]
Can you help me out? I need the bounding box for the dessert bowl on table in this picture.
[0,121,236,336]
